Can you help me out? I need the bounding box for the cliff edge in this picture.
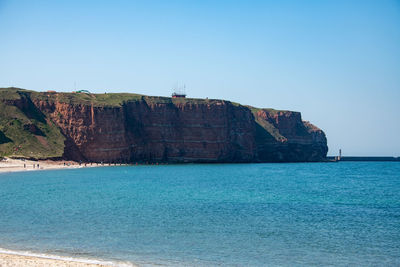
[0,88,328,162]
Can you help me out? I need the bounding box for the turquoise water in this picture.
[0,162,399,266]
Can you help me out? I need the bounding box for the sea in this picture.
[0,162,399,266]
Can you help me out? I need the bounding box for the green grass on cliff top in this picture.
[245,105,290,115]
[32,90,144,107]
[3,89,221,107]
[1,88,292,111]
[1,87,245,107]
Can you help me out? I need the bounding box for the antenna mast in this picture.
[172,82,187,98]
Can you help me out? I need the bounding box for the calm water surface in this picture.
[0,162,399,266]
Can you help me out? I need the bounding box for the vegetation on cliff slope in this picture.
[0,88,65,159]
[246,106,287,142]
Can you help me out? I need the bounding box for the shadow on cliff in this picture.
[254,122,279,143]
[62,137,87,161]
[16,92,47,124]
[0,130,12,144]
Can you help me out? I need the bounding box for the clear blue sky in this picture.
[1,0,399,156]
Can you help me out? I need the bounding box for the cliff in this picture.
[250,108,328,162]
[0,87,328,162]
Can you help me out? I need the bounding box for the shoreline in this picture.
[2,158,395,174]
[0,157,124,174]
[0,247,136,267]
[0,159,137,266]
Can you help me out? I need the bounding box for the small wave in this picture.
[0,247,136,267]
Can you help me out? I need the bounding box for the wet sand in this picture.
[0,252,128,267]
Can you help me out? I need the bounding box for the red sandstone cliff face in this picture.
[29,94,327,163]
[34,98,257,163]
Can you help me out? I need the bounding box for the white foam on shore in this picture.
[0,247,136,267]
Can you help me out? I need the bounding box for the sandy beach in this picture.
[0,158,106,173]
[0,252,111,267]
[0,248,136,267]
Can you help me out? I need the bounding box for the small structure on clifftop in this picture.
[172,84,186,98]
[172,92,186,98]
